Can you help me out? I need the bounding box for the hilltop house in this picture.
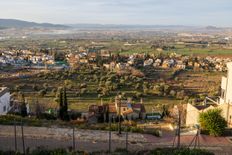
[85,97,146,123]
[114,97,146,120]
[0,87,11,115]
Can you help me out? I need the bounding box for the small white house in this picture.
[0,87,11,115]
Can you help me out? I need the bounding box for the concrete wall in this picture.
[186,104,200,126]
[220,76,227,104]
[226,63,232,103]
[218,103,232,127]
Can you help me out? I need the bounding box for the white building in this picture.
[144,58,154,66]
[0,87,11,115]
[220,62,232,104]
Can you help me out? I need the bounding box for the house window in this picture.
[3,106,6,112]
[123,108,126,111]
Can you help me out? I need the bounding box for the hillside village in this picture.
[1,47,232,72]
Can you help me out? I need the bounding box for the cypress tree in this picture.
[58,89,64,120]
[20,94,28,117]
[63,87,69,121]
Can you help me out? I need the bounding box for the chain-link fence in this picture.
[0,123,150,154]
[0,123,230,154]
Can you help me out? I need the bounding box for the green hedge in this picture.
[0,148,214,155]
[150,148,214,155]
[0,115,44,127]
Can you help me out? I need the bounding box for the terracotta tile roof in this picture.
[132,103,146,113]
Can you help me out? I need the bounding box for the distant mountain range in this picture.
[68,24,228,31]
[68,23,196,29]
[0,19,229,31]
[0,19,69,28]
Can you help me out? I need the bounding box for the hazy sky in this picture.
[0,0,232,26]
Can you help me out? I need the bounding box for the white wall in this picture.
[0,92,11,115]
[220,76,227,104]
[220,62,232,104]
[186,104,200,126]
[225,62,232,104]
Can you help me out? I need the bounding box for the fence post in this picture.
[14,119,17,152]
[72,127,75,151]
[109,120,111,153]
[21,120,25,155]
[177,108,181,149]
[126,126,128,151]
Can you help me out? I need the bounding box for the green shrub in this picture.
[145,129,160,137]
[130,126,143,133]
[31,147,68,155]
[150,148,214,155]
[199,109,227,136]
[37,113,57,120]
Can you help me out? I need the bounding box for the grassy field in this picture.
[68,96,180,112]
[1,38,232,56]
[172,47,232,56]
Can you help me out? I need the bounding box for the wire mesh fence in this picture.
[0,122,229,154]
[0,122,146,153]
